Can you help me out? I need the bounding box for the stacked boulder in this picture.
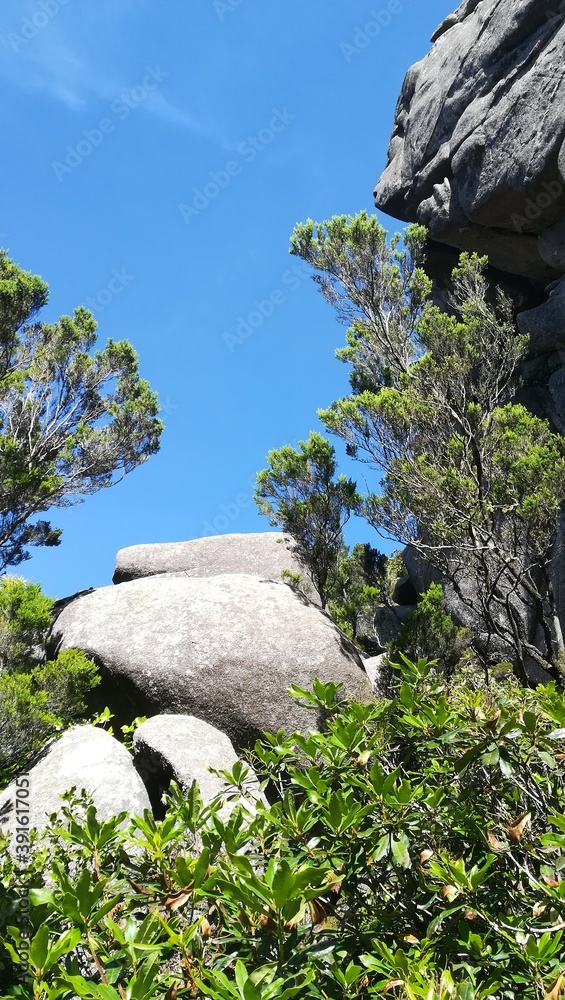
[51,533,373,750]
[1,533,374,838]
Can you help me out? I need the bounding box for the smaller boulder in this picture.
[373,607,414,648]
[357,606,413,652]
[0,726,151,847]
[113,532,308,590]
[539,221,565,271]
[517,278,565,354]
[133,715,262,818]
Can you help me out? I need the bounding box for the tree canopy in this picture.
[0,251,162,571]
[255,432,360,608]
[289,213,565,683]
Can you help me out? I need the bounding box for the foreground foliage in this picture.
[2,660,565,997]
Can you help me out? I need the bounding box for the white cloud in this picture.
[0,0,230,145]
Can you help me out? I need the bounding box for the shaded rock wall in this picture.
[374,0,565,635]
[375,0,565,284]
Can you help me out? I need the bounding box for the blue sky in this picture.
[1,0,455,597]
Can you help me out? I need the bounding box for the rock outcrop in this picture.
[51,573,372,750]
[374,0,565,638]
[132,714,263,817]
[375,0,565,284]
[0,726,151,842]
[362,653,387,693]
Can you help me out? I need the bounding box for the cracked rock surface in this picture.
[375,0,565,282]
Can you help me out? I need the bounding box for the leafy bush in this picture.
[389,583,470,674]
[0,649,100,782]
[2,659,565,997]
[328,543,388,644]
[0,578,54,674]
[0,577,100,786]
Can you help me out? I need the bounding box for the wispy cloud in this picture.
[0,37,87,109]
[0,0,230,146]
[141,90,232,146]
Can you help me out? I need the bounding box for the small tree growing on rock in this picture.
[255,432,360,609]
[290,212,565,684]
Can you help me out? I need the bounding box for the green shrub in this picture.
[2,658,565,997]
[0,578,54,674]
[0,649,100,780]
[0,577,100,786]
[390,583,470,672]
[327,544,391,646]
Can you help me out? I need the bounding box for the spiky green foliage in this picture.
[3,662,565,997]
[255,432,360,608]
[290,213,565,684]
[0,250,162,570]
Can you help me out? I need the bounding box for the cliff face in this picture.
[375,0,565,285]
[374,0,565,644]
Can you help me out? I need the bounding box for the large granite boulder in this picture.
[114,532,306,588]
[132,715,263,818]
[51,574,372,750]
[375,0,565,283]
[0,726,151,843]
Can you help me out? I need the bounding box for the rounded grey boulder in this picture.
[51,574,372,750]
[132,714,263,818]
[0,726,151,845]
[114,532,307,589]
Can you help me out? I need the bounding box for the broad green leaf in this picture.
[29,923,49,973]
